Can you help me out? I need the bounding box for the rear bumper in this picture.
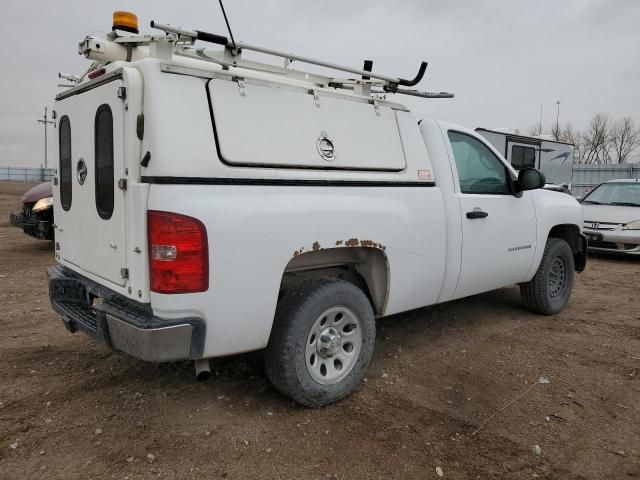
[9,210,53,240]
[47,265,205,362]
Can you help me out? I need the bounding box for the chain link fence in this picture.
[0,166,56,182]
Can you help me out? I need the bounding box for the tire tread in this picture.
[520,238,574,315]
[265,278,374,407]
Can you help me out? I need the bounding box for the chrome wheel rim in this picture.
[548,257,567,298]
[305,306,363,385]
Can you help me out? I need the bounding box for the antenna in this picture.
[217,0,236,50]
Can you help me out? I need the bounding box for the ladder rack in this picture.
[150,21,424,86]
[78,20,454,100]
[148,21,453,100]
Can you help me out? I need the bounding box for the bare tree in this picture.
[560,122,586,163]
[529,121,543,137]
[523,113,639,164]
[611,117,640,163]
[583,113,614,164]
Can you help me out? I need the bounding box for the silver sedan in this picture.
[581,179,640,256]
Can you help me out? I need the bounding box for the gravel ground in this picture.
[1,180,639,479]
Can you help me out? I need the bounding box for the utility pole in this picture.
[555,101,561,140]
[37,107,55,169]
[538,105,543,136]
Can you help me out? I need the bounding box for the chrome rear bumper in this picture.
[47,265,205,362]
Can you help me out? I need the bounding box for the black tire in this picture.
[265,278,375,408]
[520,238,575,315]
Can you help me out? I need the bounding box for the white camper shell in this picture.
[47,16,587,407]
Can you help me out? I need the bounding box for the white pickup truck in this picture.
[48,14,586,407]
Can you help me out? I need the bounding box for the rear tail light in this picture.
[147,210,209,294]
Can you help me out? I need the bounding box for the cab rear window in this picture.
[95,104,114,220]
[59,116,72,211]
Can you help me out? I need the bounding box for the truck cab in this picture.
[47,13,586,407]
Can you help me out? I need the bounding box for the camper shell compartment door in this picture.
[207,79,406,171]
[54,79,128,287]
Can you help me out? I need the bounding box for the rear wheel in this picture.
[520,238,575,315]
[265,278,375,407]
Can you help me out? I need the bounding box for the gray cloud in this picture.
[1,0,639,166]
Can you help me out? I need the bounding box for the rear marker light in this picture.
[88,68,106,80]
[148,210,209,294]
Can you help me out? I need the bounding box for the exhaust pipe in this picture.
[194,359,211,382]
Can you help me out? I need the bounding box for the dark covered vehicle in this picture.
[9,181,54,240]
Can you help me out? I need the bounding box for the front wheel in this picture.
[265,278,375,408]
[520,238,575,315]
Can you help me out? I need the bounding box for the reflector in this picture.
[87,68,106,80]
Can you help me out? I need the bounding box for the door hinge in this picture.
[310,88,321,108]
[120,268,129,280]
[118,178,128,190]
[53,177,58,185]
[371,99,381,117]
[117,86,127,99]
[232,76,246,96]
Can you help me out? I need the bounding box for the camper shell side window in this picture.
[59,116,72,211]
[94,104,114,220]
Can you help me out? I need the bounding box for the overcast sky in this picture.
[1,0,639,167]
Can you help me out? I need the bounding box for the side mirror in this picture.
[517,168,546,192]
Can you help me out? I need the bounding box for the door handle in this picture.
[466,210,488,219]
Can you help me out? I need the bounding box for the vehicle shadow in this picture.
[5,237,54,253]
[588,251,640,264]
[90,286,530,409]
[9,285,536,412]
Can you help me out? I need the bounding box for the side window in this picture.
[448,131,511,195]
[59,116,72,211]
[95,104,114,220]
[511,145,536,170]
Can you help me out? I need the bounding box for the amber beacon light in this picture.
[112,11,139,33]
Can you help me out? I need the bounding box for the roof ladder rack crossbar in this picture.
[380,88,454,99]
[150,20,428,88]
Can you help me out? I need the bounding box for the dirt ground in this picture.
[0,180,638,480]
